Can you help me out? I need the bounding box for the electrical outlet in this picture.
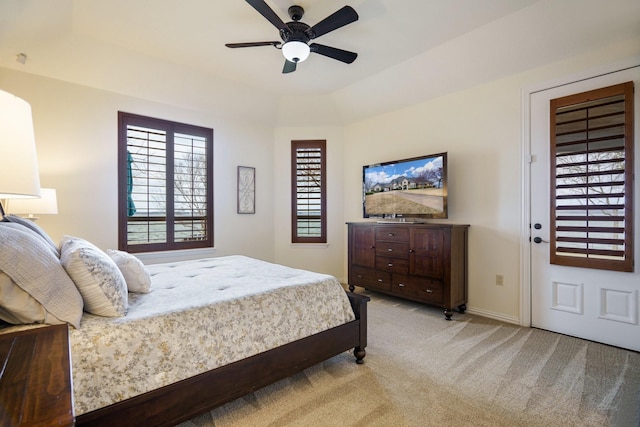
[495,274,504,286]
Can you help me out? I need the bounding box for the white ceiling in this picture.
[1,0,639,126]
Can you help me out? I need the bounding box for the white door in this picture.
[530,65,640,352]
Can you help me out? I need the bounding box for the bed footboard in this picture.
[76,291,369,427]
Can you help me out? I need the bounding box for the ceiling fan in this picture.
[225,0,359,74]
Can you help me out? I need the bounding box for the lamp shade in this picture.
[282,41,310,63]
[7,188,58,218]
[0,89,41,199]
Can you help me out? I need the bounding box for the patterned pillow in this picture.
[106,249,152,293]
[2,214,60,257]
[0,225,83,328]
[60,236,128,317]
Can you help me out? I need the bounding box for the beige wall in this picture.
[1,35,638,323]
[342,38,640,322]
[273,127,345,280]
[0,68,276,263]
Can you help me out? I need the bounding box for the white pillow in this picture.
[60,236,128,317]
[0,225,83,328]
[106,249,152,293]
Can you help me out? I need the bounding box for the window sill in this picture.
[290,243,329,249]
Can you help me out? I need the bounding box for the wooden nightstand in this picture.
[0,324,75,426]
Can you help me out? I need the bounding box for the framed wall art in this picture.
[237,166,255,214]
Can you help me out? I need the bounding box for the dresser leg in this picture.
[458,304,467,314]
[354,347,366,364]
[444,308,453,320]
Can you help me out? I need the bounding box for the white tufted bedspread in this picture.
[69,255,355,415]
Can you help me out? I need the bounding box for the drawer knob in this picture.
[387,263,393,267]
[426,289,433,293]
[377,279,383,282]
[398,283,405,287]
[387,248,393,252]
[388,233,394,236]
[356,275,362,279]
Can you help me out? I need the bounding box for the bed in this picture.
[0,216,369,427]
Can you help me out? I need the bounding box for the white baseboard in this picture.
[465,306,521,325]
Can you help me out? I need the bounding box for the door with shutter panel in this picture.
[530,66,640,351]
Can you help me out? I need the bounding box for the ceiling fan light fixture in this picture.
[282,40,310,63]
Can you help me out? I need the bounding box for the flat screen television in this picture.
[363,152,447,220]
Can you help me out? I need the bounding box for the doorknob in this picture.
[533,236,549,244]
[534,223,542,229]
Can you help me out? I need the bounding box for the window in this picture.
[118,112,214,253]
[550,81,634,272]
[291,140,326,243]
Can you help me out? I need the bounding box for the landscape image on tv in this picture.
[363,152,447,218]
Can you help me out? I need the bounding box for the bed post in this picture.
[346,291,369,364]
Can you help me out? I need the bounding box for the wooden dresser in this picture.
[0,324,75,426]
[347,222,469,319]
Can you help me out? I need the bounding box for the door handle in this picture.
[533,236,549,244]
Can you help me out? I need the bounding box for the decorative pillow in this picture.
[106,249,152,294]
[0,225,83,328]
[2,214,60,257]
[60,236,128,317]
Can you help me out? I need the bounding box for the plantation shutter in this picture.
[173,132,209,242]
[291,140,326,243]
[118,112,214,253]
[550,81,634,272]
[125,124,168,246]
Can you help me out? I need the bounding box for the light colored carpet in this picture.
[178,291,640,427]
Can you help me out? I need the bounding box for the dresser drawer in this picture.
[376,256,409,274]
[393,274,443,304]
[375,226,409,242]
[375,241,409,258]
[350,265,391,291]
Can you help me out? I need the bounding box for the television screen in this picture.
[363,152,447,219]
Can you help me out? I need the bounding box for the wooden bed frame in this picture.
[75,291,369,427]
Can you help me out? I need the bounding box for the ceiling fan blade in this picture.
[307,6,358,39]
[310,43,357,64]
[225,41,280,48]
[282,59,297,74]
[246,0,289,32]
